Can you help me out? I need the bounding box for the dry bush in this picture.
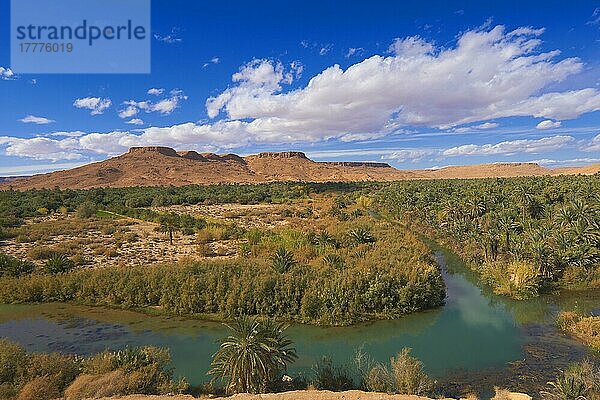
[197,243,215,257]
[26,246,56,260]
[16,376,60,400]
[364,364,394,393]
[64,370,128,400]
[390,348,434,396]
[491,387,512,400]
[0,339,27,385]
[26,352,80,391]
[558,312,600,351]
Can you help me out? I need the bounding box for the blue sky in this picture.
[1,0,599,176]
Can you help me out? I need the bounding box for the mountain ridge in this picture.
[2,146,598,190]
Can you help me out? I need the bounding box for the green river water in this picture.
[0,248,598,397]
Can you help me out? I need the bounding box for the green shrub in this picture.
[75,201,97,219]
[272,247,295,274]
[322,254,345,270]
[0,340,27,385]
[311,357,354,391]
[0,253,34,277]
[45,252,75,274]
[349,227,376,245]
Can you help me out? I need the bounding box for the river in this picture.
[0,247,598,397]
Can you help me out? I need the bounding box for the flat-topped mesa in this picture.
[128,146,179,157]
[322,161,392,168]
[177,151,207,161]
[253,151,309,160]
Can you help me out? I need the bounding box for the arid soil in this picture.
[3,146,598,190]
[0,202,318,269]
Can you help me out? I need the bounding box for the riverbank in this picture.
[95,390,533,400]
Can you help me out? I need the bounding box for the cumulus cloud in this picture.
[126,118,144,125]
[73,97,112,115]
[4,25,600,163]
[147,88,164,95]
[19,115,55,124]
[0,67,16,80]
[536,120,562,129]
[205,25,599,143]
[442,135,574,157]
[118,89,187,118]
[0,136,82,161]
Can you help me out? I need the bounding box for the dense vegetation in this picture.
[0,182,375,231]
[0,340,187,400]
[0,222,444,325]
[0,186,445,325]
[557,311,600,351]
[376,175,600,299]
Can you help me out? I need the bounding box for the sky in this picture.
[1,0,600,176]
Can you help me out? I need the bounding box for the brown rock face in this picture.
[254,151,309,159]
[322,162,392,168]
[128,146,179,157]
[2,146,599,190]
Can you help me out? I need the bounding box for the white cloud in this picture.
[587,7,600,26]
[19,115,55,124]
[147,88,164,96]
[4,25,600,163]
[119,90,187,118]
[0,67,16,80]
[473,122,499,130]
[531,158,600,166]
[536,120,562,129]
[154,28,182,43]
[205,25,599,143]
[584,134,600,152]
[382,149,437,162]
[73,97,112,115]
[203,57,221,68]
[0,136,82,161]
[0,161,88,177]
[319,44,332,55]
[442,135,574,157]
[49,131,86,137]
[453,122,500,132]
[126,118,144,125]
[346,48,364,58]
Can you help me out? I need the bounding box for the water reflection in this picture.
[0,249,597,392]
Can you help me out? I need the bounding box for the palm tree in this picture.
[497,215,520,252]
[208,316,297,394]
[158,212,180,245]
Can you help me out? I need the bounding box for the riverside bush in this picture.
[0,340,186,400]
